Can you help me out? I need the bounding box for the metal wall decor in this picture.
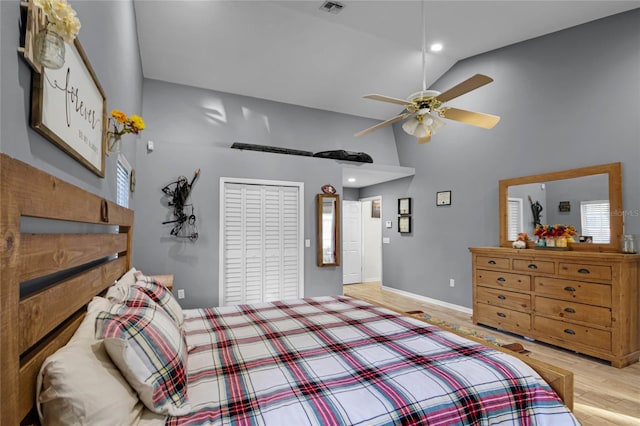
[161,169,200,241]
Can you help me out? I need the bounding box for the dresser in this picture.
[470,247,640,368]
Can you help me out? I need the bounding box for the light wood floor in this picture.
[344,282,640,426]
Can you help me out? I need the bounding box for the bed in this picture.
[0,154,577,425]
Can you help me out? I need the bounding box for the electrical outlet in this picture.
[449,279,455,288]
[177,289,185,299]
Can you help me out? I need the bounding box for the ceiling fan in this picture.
[354,2,500,144]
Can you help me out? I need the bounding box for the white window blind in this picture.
[221,181,303,306]
[507,197,524,240]
[116,156,131,208]
[581,200,610,243]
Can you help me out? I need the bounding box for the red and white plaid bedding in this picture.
[168,296,578,425]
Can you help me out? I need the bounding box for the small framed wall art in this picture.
[398,216,411,233]
[398,197,411,215]
[436,190,452,206]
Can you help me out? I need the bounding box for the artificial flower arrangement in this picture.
[534,224,578,247]
[107,109,145,152]
[33,0,81,43]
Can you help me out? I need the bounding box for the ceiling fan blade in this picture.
[435,74,494,103]
[440,107,500,129]
[354,114,409,137]
[418,134,431,144]
[363,94,412,107]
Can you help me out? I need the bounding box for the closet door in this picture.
[221,181,303,306]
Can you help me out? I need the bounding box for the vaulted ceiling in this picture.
[134,1,638,121]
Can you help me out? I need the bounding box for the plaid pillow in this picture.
[134,273,184,326]
[95,305,190,416]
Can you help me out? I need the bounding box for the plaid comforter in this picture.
[168,296,578,425]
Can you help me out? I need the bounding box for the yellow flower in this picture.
[110,109,128,124]
[130,115,145,131]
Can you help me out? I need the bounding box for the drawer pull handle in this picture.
[488,260,496,265]
[498,295,506,300]
[497,277,506,282]
[528,264,538,269]
[497,312,506,318]
[564,286,576,292]
[564,307,576,314]
[578,268,590,274]
[564,329,576,335]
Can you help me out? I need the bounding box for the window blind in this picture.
[581,200,610,243]
[508,198,523,241]
[116,158,130,208]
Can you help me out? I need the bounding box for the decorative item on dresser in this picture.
[469,247,640,368]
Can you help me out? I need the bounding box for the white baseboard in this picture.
[381,285,473,315]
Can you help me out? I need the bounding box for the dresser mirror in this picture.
[499,163,623,252]
[317,193,341,266]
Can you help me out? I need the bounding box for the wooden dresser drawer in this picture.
[558,262,612,281]
[477,287,531,312]
[476,303,531,333]
[513,259,555,274]
[534,277,611,307]
[476,270,531,292]
[476,256,510,270]
[535,296,611,327]
[534,316,611,351]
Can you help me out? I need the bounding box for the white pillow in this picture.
[95,304,191,416]
[37,297,143,426]
[106,267,138,303]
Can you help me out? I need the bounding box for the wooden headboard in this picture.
[0,154,134,425]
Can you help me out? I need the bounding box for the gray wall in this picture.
[133,79,397,307]
[1,0,143,203]
[368,10,640,308]
[343,188,361,201]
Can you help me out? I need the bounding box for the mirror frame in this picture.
[316,193,341,267]
[499,162,623,252]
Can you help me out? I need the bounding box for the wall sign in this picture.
[31,39,107,177]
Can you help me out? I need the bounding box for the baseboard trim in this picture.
[380,285,473,315]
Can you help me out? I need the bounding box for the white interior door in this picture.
[342,200,362,284]
[361,197,382,283]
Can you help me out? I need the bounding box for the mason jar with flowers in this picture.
[107,110,145,153]
[33,0,81,69]
[534,224,578,248]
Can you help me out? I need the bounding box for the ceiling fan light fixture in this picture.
[402,117,420,135]
[402,112,445,142]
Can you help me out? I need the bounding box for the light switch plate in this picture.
[385,220,392,229]
[383,237,390,244]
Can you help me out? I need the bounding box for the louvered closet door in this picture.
[222,182,302,306]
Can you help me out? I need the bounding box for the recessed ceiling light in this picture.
[430,43,443,52]
[347,177,356,183]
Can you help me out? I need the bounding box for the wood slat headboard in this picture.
[0,154,134,425]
